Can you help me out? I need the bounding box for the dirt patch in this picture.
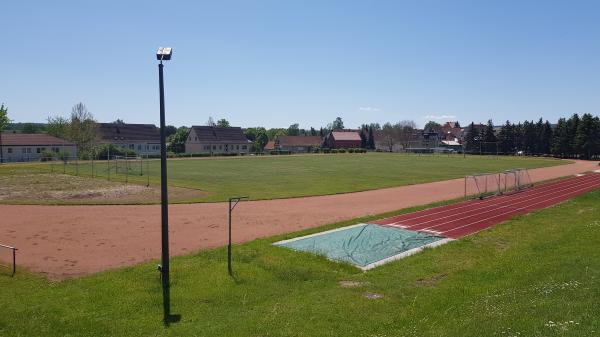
[339,280,370,288]
[0,173,205,204]
[415,273,448,286]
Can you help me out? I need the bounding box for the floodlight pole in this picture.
[158,58,171,323]
[228,196,249,276]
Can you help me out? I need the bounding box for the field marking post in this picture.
[228,196,249,276]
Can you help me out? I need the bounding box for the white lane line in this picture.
[382,174,596,225]
[437,181,600,236]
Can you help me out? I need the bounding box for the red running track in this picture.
[371,172,600,238]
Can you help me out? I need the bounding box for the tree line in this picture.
[464,114,600,159]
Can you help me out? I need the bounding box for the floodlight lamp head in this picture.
[156,47,172,61]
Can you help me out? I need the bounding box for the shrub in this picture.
[338,149,346,153]
[331,149,338,154]
[40,150,55,162]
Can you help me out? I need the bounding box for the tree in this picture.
[46,116,70,139]
[567,114,580,156]
[114,119,125,125]
[575,113,600,159]
[216,118,230,127]
[522,120,537,155]
[206,117,216,126]
[68,102,97,159]
[164,125,178,138]
[538,120,553,155]
[331,117,344,130]
[287,123,300,136]
[368,126,375,150]
[0,104,10,163]
[552,118,570,158]
[424,121,443,134]
[497,121,515,154]
[167,127,190,153]
[22,123,40,133]
[464,122,478,152]
[310,127,317,136]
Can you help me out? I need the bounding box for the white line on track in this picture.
[434,180,600,236]
[396,175,600,230]
[386,174,599,227]
[381,173,596,225]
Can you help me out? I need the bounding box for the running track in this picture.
[372,172,600,238]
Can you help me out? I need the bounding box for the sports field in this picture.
[0,153,566,203]
[1,188,598,336]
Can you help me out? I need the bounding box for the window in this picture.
[212,145,216,150]
[7,148,12,154]
[219,145,222,150]
[242,145,247,150]
[236,145,239,150]
[188,137,191,141]
[195,137,198,141]
[37,148,41,153]
[204,145,210,150]
[138,145,142,151]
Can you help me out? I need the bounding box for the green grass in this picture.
[0,153,566,203]
[1,190,599,336]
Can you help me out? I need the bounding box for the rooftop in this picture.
[97,123,160,142]
[1,133,74,146]
[190,126,249,143]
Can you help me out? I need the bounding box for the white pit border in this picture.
[273,223,455,271]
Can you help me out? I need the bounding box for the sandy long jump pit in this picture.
[0,159,598,280]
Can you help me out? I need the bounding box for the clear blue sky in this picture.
[2,1,599,129]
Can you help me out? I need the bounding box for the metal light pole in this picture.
[157,47,172,324]
[228,196,249,276]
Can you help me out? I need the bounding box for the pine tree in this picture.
[368,126,375,150]
[464,122,477,153]
[497,121,515,154]
[575,113,599,159]
[551,118,569,157]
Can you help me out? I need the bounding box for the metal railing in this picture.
[0,243,17,276]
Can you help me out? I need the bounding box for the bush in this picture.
[338,149,346,153]
[348,148,355,153]
[331,149,338,154]
[40,151,55,162]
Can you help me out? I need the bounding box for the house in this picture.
[405,129,441,152]
[96,123,161,155]
[263,140,275,152]
[441,121,463,142]
[274,136,322,153]
[185,126,250,155]
[373,131,404,152]
[0,133,77,162]
[324,130,362,149]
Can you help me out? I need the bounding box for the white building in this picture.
[185,126,250,155]
[0,133,77,163]
[96,123,161,155]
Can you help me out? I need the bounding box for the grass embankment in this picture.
[1,189,598,336]
[0,153,565,203]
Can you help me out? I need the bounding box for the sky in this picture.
[2,0,599,129]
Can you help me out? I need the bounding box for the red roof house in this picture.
[324,130,362,149]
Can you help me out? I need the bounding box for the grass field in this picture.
[0,153,566,203]
[1,190,598,336]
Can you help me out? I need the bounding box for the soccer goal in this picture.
[464,168,532,199]
[500,168,533,194]
[114,155,145,176]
